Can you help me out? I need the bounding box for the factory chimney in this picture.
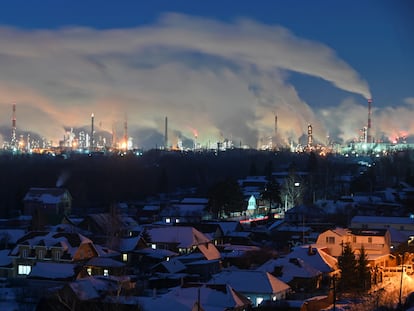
[307,124,313,148]
[164,116,168,150]
[123,114,128,151]
[367,98,372,143]
[11,103,17,148]
[90,113,95,150]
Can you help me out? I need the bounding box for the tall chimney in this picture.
[367,98,372,143]
[90,113,95,150]
[11,103,17,148]
[164,116,168,150]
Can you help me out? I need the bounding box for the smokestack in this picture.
[124,114,128,151]
[164,116,168,150]
[367,98,372,143]
[11,103,17,148]
[90,113,94,150]
[307,124,313,147]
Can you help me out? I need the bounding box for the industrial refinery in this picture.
[1,98,414,157]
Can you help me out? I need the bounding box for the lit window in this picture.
[87,267,92,275]
[103,269,109,277]
[175,218,180,223]
[166,218,171,223]
[166,257,170,261]
[122,253,128,262]
[18,265,31,275]
[151,244,156,250]
[256,297,264,306]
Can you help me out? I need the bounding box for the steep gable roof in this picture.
[23,187,71,204]
[146,226,210,248]
[210,270,290,294]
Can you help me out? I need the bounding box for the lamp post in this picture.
[399,253,405,309]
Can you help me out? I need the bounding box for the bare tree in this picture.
[281,172,306,210]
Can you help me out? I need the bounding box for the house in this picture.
[350,215,414,237]
[8,231,105,277]
[257,257,322,293]
[23,187,72,230]
[257,246,338,292]
[209,269,290,306]
[53,276,136,310]
[84,257,126,277]
[78,213,141,244]
[137,283,252,311]
[177,222,225,245]
[27,262,82,281]
[144,226,221,259]
[316,227,392,258]
[159,198,211,224]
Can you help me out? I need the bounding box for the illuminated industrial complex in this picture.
[2,99,414,156]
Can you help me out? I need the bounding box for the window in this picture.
[165,218,171,224]
[175,218,180,223]
[151,244,156,250]
[326,236,335,244]
[122,253,128,262]
[18,265,31,275]
[22,248,28,258]
[54,250,61,261]
[368,237,372,243]
[256,297,264,306]
[87,267,92,275]
[103,269,109,277]
[38,249,44,259]
[353,236,357,243]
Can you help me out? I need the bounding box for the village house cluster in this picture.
[0,159,414,310]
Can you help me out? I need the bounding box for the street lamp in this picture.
[399,253,405,309]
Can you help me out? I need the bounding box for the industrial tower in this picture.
[367,98,373,143]
[164,116,168,150]
[90,113,95,150]
[11,103,17,149]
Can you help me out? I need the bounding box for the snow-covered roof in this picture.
[23,187,70,204]
[116,236,141,252]
[0,249,12,266]
[136,247,178,259]
[138,283,251,311]
[86,257,125,268]
[209,270,290,294]
[146,226,211,248]
[0,229,26,244]
[29,262,77,279]
[153,257,186,273]
[198,243,221,260]
[160,204,207,217]
[257,257,321,283]
[351,215,414,225]
[286,246,337,273]
[10,231,93,258]
[388,227,409,243]
[209,221,241,235]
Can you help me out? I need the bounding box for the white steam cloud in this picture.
[0,13,377,148]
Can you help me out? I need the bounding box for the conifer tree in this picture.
[356,246,371,291]
[338,243,357,292]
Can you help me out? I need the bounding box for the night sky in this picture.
[0,0,413,148]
